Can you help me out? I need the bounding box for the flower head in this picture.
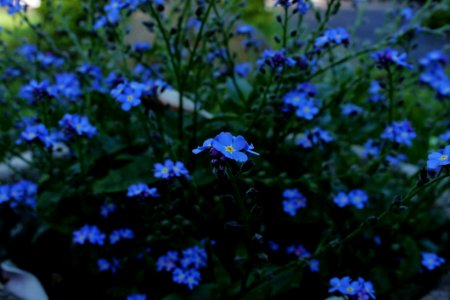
[421,252,445,270]
[427,145,450,170]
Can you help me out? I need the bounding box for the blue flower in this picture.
[109,228,135,244]
[256,49,296,73]
[235,63,252,77]
[419,50,448,68]
[380,120,416,146]
[0,0,24,14]
[309,259,320,272]
[357,277,376,299]
[17,124,57,149]
[286,244,311,258]
[296,127,333,149]
[111,81,143,111]
[439,129,450,143]
[363,139,381,158]
[127,294,146,300]
[58,114,97,138]
[0,185,10,204]
[315,28,350,49]
[100,203,117,218]
[386,153,407,167]
[371,48,412,70]
[349,189,368,209]
[156,251,179,272]
[427,145,450,170]
[134,41,151,52]
[180,246,208,269]
[127,183,159,198]
[213,132,259,163]
[73,225,106,245]
[282,188,307,216]
[154,160,189,179]
[333,192,350,208]
[8,180,38,208]
[48,73,82,101]
[236,24,254,36]
[18,80,52,104]
[329,276,376,298]
[368,80,385,103]
[294,99,319,120]
[37,52,65,68]
[97,258,120,273]
[341,103,364,116]
[421,252,445,270]
[172,268,201,290]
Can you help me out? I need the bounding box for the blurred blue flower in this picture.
[73,225,106,245]
[109,228,135,244]
[333,192,350,208]
[100,203,117,218]
[127,183,159,198]
[341,103,364,116]
[127,294,146,300]
[282,188,307,216]
[154,160,189,179]
[349,189,368,209]
[59,114,97,138]
[381,120,416,146]
[372,48,412,70]
[427,145,450,170]
[421,252,445,270]
[256,49,296,73]
[156,251,179,272]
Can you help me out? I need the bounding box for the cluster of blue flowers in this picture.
[193,132,259,163]
[274,0,310,14]
[427,145,450,171]
[419,50,450,99]
[100,203,117,218]
[282,89,320,120]
[48,73,82,101]
[127,183,159,199]
[109,228,135,244]
[154,160,189,179]
[334,190,369,209]
[19,80,52,104]
[16,44,64,69]
[0,180,38,209]
[59,114,97,139]
[16,123,59,149]
[296,127,333,149]
[256,49,296,73]
[421,252,446,271]
[380,120,416,146]
[156,245,207,290]
[0,0,24,14]
[315,27,350,50]
[111,79,168,111]
[97,257,120,273]
[73,225,106,245]
[94,0,150,29]
[372,48,412,70]
[235,23,262,52]
[282,188,307,216]
[329,276,376,299]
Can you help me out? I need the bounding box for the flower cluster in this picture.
[193,132,259,163]
[419,50,450,99]
[427,145,450,171]
[256,49,296,73]
[48,73,82,101]
[156,245,207,290]
[371,48,412,70]
[380,120,416,146]
[274,0,310,14]
[58,114,97,139]
[0,180,38,209]
[334,190,369,209]
[282,90,320,120]
[111,79,168,111]
[127,183,159,199]
[94,0,148,29]
[109,228,135,244]
[19,80,52,104]
[315,28,350,49]
[282,188,307,216]
[0,0,24,14]
[154,160,189,179]
[329,276,376,299]
[421,252,445,271]
[97,258,120,273]
[100,203,117,218]
[17,124,59,149]
[73,225,106,245]
[296,127,333,149]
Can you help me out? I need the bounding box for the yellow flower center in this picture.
[303,107,310,113]
[162,168,169,174]
[293,97,300,102]
[28,133,36,138]
[225,145,235,153]
[127,95,134,102]
[346,287,354,292]
[440,155,448,161]
[354,196,361,202]
[76,124,82,129]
